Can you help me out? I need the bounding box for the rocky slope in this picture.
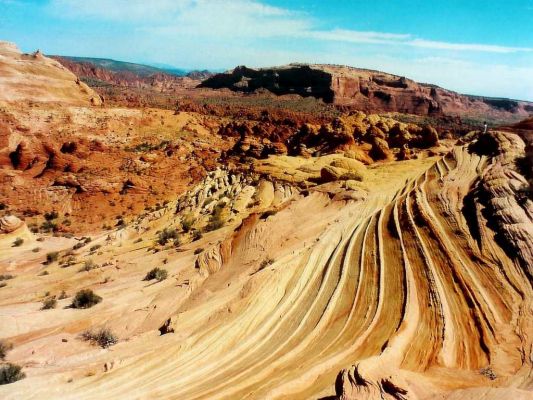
[0,40,532,400]
[200,64,533,122]
[1,128,531,399]
[0,42,102,106]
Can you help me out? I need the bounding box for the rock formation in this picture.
[201,64,533,120]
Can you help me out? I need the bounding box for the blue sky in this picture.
[1,0,532,100]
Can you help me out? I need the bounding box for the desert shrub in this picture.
[0,274,14,281]
[38,270,49,276]
[181,214,195,232]
[89,244,101,252]
[32,247,40,253]
[0,282,6,288]
[71,289,102,309]
[58,290,68,299]
[79,260,97,272]
[205,203,225,232]
[40,220,57,232]
[0,202,6,210]
[259,257,275,271]
[60,256,76,268]
[81,328,118,348]
[41,297,57,310]
[0,340,13,360]
[44,211,58,221]
[157,228,178,245]
[134,238,142,243]
[191,229,203,241]
[12,237,23,247]
[144,267,168,282]
[72,242,84,250]
[0,363,25,385]
[46,251,59,264]
[194,248,203,255]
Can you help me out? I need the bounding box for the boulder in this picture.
[0,215,24,233]
[369,137,393,161]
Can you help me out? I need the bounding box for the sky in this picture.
[0,0,532,100]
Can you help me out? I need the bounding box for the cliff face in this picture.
[200,65,335,102]
[201,64,533,121]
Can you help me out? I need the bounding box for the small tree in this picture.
[71,289,102,309]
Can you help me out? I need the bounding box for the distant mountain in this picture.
[50,55,214,92]
[52,56,188,77]
[200,64,533,122]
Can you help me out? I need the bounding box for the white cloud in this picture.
[45,0,533,99]
[50,0,532,54]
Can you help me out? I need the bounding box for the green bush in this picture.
[0,363,25,385]
[144,267,168,282]
[81,328,118,348]
[71,289,102,309]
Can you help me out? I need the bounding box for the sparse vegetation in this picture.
[0,340,13,360]
[41,296,57,310]
[89,244,101,252]
[181,214,195,232]
[81,328,118,348]
[191,229,203,241]
[205,203,225,232]
[144,267,168,282]
[12,237,23,247]
[0,363,25,385]
[45,251,59,264]
[44,211,59,221]
[71,289,102,309]
[157,227,178,245]
[79,259,97,272]
[40,220,58,233]
[259,257,275,271]
[32,247,40,253]
[0,274,14,281]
